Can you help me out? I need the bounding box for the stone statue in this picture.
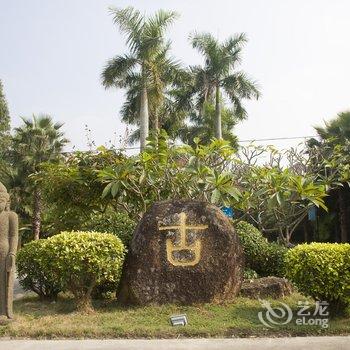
[0,182,18,319]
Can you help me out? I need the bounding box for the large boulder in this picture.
[118,200,244,305]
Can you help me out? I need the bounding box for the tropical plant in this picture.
[230,144,329,244]
[36,133,240,223]
[179,102,240,147]
[102,7,179,150]
[35,133,330,244]
[322,142,350,243]
[315,111,350,145]
[95,133,329,243]
[237,167,327,244]
[118,60,189,145]
[33,147,125,236]
[82,210,136,246]
[98,131,241,219]
[309,112,350,243]
[190,32,260,139]
[8,115,68,239]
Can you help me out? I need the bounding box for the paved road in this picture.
[0,337,349,350]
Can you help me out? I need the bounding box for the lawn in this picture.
[0,293,349,339]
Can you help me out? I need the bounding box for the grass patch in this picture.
[0,293,349,338]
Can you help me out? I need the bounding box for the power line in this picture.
[65,135,318,153]
[237,135,316,143]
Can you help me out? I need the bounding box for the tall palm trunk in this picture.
[154,113,159,132]
[33,187,42,240]
[215,84,222,139]
[153,109,160,146]
[139,86,149,151]
[338,187,349,242]
[154,104,160,132]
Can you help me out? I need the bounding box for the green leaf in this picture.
[211,189,221,204]
[102,182,113,198]
[111,182,120,197]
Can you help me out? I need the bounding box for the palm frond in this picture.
[222,72,260,100]
[144,10,179,45]
[102,54,138,88]
[223,33,247,52]
[229,95,248,120]
[109,7,143,53]
[190,32,218,56]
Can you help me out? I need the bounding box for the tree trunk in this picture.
[76,283,95,313]
[303,222,308,243]
[338,187,349,243]
[215,84,222,139]
[76,295,94,314]
[154,110,160,144]
[32,187,42,240]
[154,109,160,132]
[199,101,205,119]
[139,86,149,151]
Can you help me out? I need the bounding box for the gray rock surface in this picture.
[240,277,294,299]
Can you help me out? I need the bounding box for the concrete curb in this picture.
[0,336,349,350]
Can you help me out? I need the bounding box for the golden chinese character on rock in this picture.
[158,212,208,266]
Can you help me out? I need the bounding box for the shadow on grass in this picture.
[14,295,77,316]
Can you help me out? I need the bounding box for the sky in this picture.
[1,0,350,152]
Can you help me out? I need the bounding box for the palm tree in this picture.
[179,102,240,148]
[313,111,350,243]
[10,114,68,240]
[190,32,260,139]
[118,49,188,144]
[102,7,179,151]
[315,111,350,143]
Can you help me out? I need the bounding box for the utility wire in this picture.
[237,135,316,143]
[65,135,318,153]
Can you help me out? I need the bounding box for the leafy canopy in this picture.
[190,32,260,118]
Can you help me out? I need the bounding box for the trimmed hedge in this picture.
[17,239,62,301]
[17,231,126,311]
[234,221,287,277]
[285,243,350,310]
[47,231,126,311]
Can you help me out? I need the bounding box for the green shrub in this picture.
[16,240,62,301]
[264,242,288,276]
[243,268,258,280]
[83,211,136,246]
[285,243,350,311]
[234,220,287,277]
[45,231,126,312]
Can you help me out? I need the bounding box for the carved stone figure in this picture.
[118,200,244,305]
[0,182,18,319]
